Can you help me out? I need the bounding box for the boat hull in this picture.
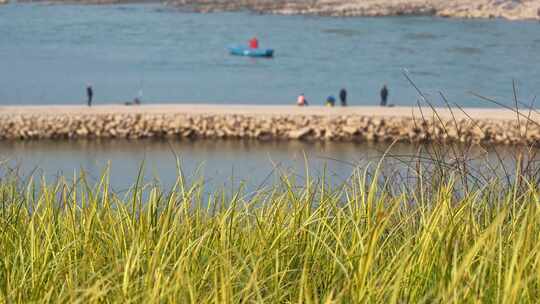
[229,47,274,58]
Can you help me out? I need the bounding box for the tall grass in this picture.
[0,160,539,303]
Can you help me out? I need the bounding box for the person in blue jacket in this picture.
[326,95,336,107]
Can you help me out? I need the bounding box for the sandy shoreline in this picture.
[0,104,535,121]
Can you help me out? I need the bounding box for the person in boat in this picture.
[86,84,93,107]
[249,37,259,49]
[297,93,308,106]
[339,88,347,106]
[380,84,389,107]
[326,95,336,107]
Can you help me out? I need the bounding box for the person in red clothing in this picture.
[249,37,259,49]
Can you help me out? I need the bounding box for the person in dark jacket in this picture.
[86,84,93,107]
[380,85,388,106]
[339,88,347,106]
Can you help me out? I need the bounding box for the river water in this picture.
[0,139,530,192]
[1,3,540,107]
[1,3,539,189]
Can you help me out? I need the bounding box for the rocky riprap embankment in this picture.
[1,112,539,145]
[167,0,540,20]
[19,0,540,20]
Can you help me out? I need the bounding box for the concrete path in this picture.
[0,104,537,121]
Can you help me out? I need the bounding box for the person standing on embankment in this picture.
[380,85,388,106]
[86,84,93,107]
[339,88,347,106]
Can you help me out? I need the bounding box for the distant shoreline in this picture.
[0,104,538,145]
[14,0,159,5]
[12,0,540,21]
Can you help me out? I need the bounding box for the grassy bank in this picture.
[0,156,540,303]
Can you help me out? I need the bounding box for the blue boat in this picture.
[228,46,274,58]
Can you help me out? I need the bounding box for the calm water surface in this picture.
[0,139,529,191]
[1,3,539,107]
